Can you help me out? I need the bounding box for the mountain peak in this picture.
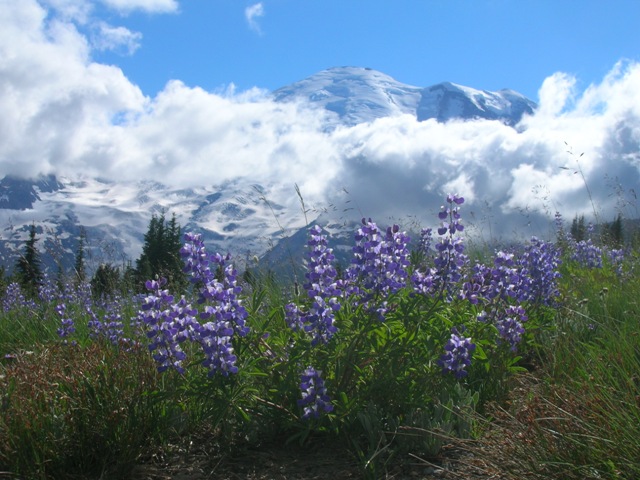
[273,67,422,126]
[274,67,536,126]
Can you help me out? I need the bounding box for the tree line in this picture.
[0,212,187,299]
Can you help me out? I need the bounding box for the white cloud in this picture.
[245,2,264,34]
[1,2,639,240]
[99,0,179,14]
[39,0,92,23]
[536,72,575,118]
[91,22,142,55]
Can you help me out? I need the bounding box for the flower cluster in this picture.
[438,327,476,378]
[87,298,127,345]
[417,227,433,257]
[180,233,249,376]
[298,366,333,420]
[58,281,93,310]
[38,274,60,303]
[571,239,603,269]
[413,194,468,301]
[518,237,562,306]
[55,303,76,344]
[344,220,411,320]
[180,232,214,286]
[139,278,198,374]
[608,248,626,276]
[2,283,28,312]
[286,225,341,345]
[495,305,528,351]
[463,251,526,306]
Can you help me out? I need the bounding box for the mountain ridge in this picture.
[274,66,536,126]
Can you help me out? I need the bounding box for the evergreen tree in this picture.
[121,262,137,294]
[570,214,586,242]
[91,263,121,299]
[74,227,87,285]
[134,212,186,292]
[15,223,42,297]
[0,265,6,298]
[604,213,624,248]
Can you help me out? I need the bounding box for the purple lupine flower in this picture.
[38,274,60,304]
[554,211,568,249]
[287,225,342,345]
[411,266,438,296]
[344,220,410,320]
[608,248,625,276]
[180,232,214,286]
[463,250,528,306]
[413,194,468,301]
[59,281,93,310]
[285,302,305,331]
[55,303,76,344]
[87,307,105,340]
[298,366,333,420]
[197,260,250,338]
[571,238,603,269]
[180,233,249,376]
[518,237,562,306]
[196,319,238,376]
[104,308,125,345]
[495,305,527,351]
[2,283,27,312]
[438,327,475,378]
[86,296,128,345]
[418,227,433,257]
[138,277,198,374]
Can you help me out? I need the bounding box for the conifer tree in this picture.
[91,263,120,298]
[604,213,624,248]
[570,214,586,242]
[0,265,6,298]
[74,227,87,285]
[135,212,186,292]
[15,223,42,297]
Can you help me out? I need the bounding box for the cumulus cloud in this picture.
[245,2,264,34]
[1,1,640,240]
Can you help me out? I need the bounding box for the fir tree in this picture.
[604,213,624,248]
[135,212,187,292]
[15,223,42,297]
[74,227,87,285]
[91,263,120,298]
[570,214,586,242]
[0,265,6,298]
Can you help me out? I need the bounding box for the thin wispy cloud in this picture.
[245,2,265,34]
[91,22,142,55]
[99,0,179,14]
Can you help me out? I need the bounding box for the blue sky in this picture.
[2,0,640,234]
[91,0,640,100]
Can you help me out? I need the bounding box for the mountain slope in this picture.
[0,175,310,276]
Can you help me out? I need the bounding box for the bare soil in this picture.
[131,431,513,480]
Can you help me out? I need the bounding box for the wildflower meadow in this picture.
[1,193,639,479]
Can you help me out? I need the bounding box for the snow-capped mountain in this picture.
[274,66,536,126]
[0,67,539,278]
[0,175,309,276]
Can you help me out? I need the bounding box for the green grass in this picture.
[1,234,639,479]
[479,257,640,479]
